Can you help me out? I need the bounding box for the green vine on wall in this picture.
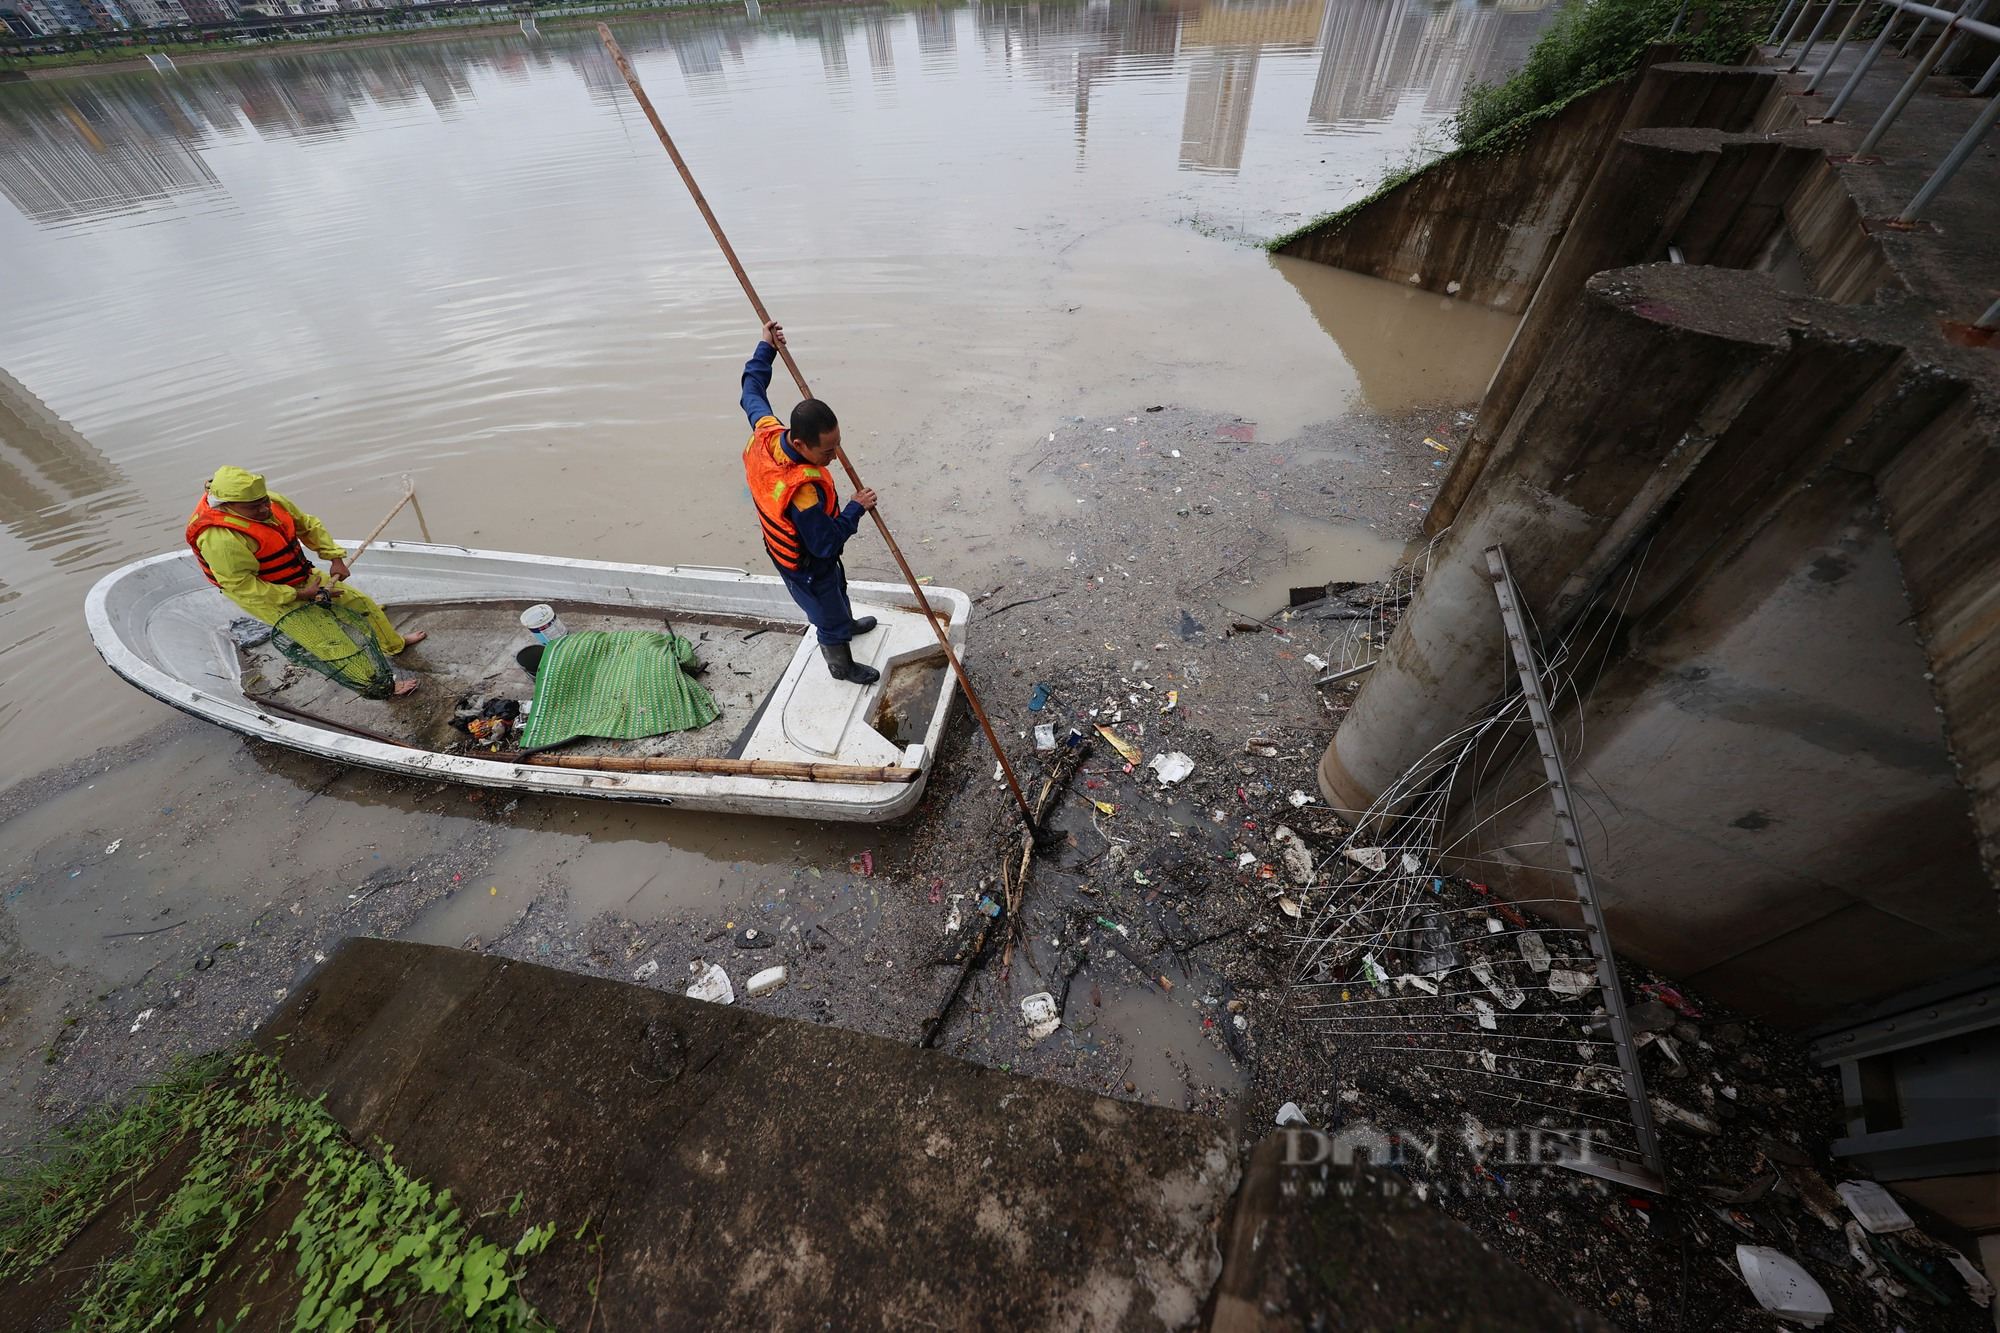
[0,1047,556,1332]
[1266,0,1764,252]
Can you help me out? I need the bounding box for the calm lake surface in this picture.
[0,0,1552,779]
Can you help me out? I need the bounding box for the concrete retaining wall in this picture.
[1299,54,2000,1028]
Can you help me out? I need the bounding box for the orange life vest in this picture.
[185,493,315,589]
[742,416,837,572]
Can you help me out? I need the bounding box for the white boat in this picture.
[85,541,969,822]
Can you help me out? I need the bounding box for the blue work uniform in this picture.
[742,342,869,645]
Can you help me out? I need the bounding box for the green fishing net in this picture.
[271,602,395,699]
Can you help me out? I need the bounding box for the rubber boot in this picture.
[850,614,878,636]
[821,642,880,685]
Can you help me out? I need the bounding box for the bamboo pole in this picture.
[349,478,417,563]
[594,24,1035,829]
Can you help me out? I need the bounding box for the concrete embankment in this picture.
[3,937,1611,1331]
[1279,36,2000,1239]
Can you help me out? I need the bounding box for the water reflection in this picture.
[0,368,129,546]
[1181,49,1259,173]
[1310,0,1550,129]
[0,0,1556,223]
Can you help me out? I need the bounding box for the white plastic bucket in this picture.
[520,604,569,644]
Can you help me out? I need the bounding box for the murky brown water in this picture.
[0,0,1549,1115]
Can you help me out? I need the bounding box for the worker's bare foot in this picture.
[392,678,420,698]
[399,630,428,647]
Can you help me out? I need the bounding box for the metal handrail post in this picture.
[1898,87,2000,217]
[1977,296,2000,330]
[1826,4,1915,117]
[1901,14,1933,48]
[1769,0,1808,42]
[1816,1,1888,91]
[1854,1,1974,152]
[1975,48,2000,93]
[1780,0,1827,51]
[1788,0,1845,67]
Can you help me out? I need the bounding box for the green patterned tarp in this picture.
[518,629,719,750]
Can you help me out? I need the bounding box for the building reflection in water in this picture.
[0,0,1553,224]
[0,367,137,590]
[1309,0,1552,131]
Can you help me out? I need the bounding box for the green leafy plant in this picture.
[1267,0,1762,252]
[0,1047,556,1332]
[1451,0,1763,147]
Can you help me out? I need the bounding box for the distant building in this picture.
[30,0,101,29]
[0,0,58,35]
[178,0,239,21]
[90,0,140,24]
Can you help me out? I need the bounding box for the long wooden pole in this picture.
[348,478,416,563]
[595,25,1034,826]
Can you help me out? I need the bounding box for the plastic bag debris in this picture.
[632,959,660,981]
[1517,931,1550,973]
[1343,847,1389,872]
[1471,997,1497,1030]
[1943,1246,1994,1307]
[1639,981,1704,1018]
[1288,789,1313,807]
[1034,723,1057,752]
[1095,725,1141,764]
[1302,653,1328,671]
[1469,961,1525,1009]
[1735,1245,1834,1325]
[1360,952,1388,985]
[686,961,734,1005]
[1147,751,1194,784]
[1651,1097,1720,1136]
[1271,826,1315,883]
[1159,689,1177,714]
[1836,1180,1914,1233]
[1275,1101,1309,1127]
[1277,896,1301,918]
[747,965,789,997]
[1547,968,1596,999]
[1235,851,1259,870]
[1399,973,1439,995]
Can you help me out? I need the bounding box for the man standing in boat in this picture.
[740,321,882,685]
[186,466,426,697]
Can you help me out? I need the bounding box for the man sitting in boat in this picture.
[186,466,426,698]
[740,321,882,685]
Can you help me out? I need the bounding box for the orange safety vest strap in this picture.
[743,418,836,571]
[185,495,315,588]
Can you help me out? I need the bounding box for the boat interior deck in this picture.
[238,601,805,762]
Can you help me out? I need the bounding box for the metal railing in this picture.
[1771,0,2000,222]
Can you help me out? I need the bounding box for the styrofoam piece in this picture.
[1735,1246,1834,1325]
[1836,1180,1914,1233]
[85,544,971,822]
[1147,751,1194,784]
[746,965,788,998]
[686,962,734,1005]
